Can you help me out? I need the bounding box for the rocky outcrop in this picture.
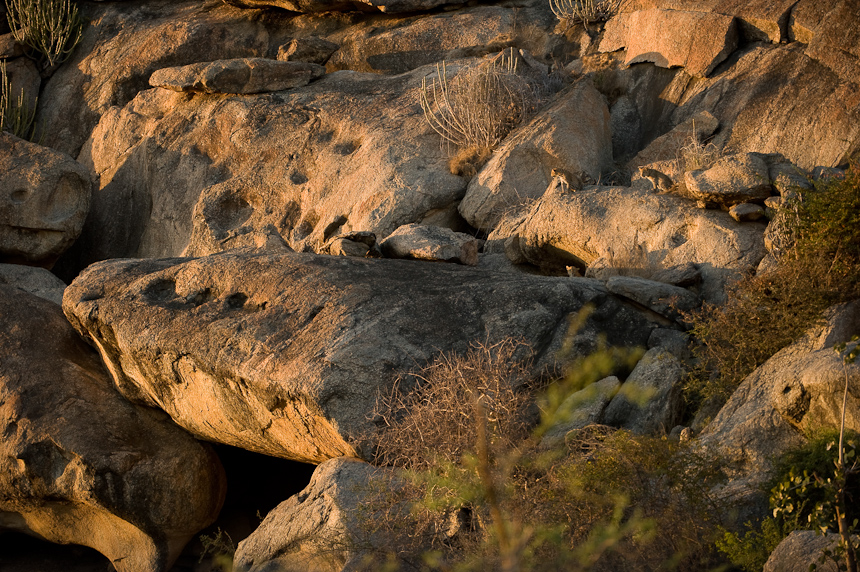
[0,133,91,266]
[700,301,860,504]
[604,276,700,323]
[0,286,226,572]
[63,249,656,463]
[149,58,326,94]
[63,64,466,273]
[226,0,464,15]
[277,36,339,64]
[683,153,773,208]
[379,223,480,266]
[511,185,767,303]
[602,348,686,434]
[600,9,738,78]
[459,79,612,231]
[233,457,408,572]
[0,263,67,305]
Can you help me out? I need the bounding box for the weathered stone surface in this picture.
[226,0,464,15]
[37,0,278,157]
[603,348,686,434]
[684,153,773,208]
[729,202,765,222]
[459,79,612,231]
[234,458,409,572]
[541,376,621,446]
[380,223,480,266]
[0,133,91,265]
[604,276,700,322]
[0,285,226,572]
[764,531,841,572]
[700,301,860,502]
[149,59,326,94]
[62,64,467,274]
[513,186,767,303]
[321,231,377,257]
[629,111,719,171]
[277,36,339,65]
[794,0,860,82]
[600,9,738,78]
[0,263,66,305]
[63,249,656,463]
[2,56,39,110]
[0,33,24,58]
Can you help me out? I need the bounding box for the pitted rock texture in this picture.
[459,79,613,231]
[63,249,656,463]
[600,9,738,78]
[149,58,326,94]
[0,285,226,572]
[0,133,91,265]
[64,64,467,273]
[511,185,767,303]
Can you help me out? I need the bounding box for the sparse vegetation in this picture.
[363,319,727,571]
[549,0,624,31]
[0,60,38,140]
[420,50,537,177]
[5,0,83,69]
[686,165,860,405]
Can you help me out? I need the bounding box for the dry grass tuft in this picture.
[448,145,494,178]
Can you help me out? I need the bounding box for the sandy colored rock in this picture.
[0,263,66,305]
[514,186,766,303]
[277,36,339,64]
[226,0,465,14]
[149,58,326,94]
[600,9,738,78]
[629,111,719,171]
[684,153,773,208]
[380,223,480,266]
[0,285,226,572]
[64,64,467,273]
[63,249,656,463]
[459,79,612,231]
[729,202,765,222]
[0,133,91,265]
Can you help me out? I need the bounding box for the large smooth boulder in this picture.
[683,153,773,208]
[63,64,467,273]
[149,58,326,94]
[0,133,91,265]
[379,223,480,266]
[233,457,409,572]
[0,285,226,572]
[511,186,767,303]
[63,249,656,463]
[764,531,842,572]
[600,9,738,78]
[700,301,860,504]
[459,79,613,231]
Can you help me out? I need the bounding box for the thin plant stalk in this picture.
[5,0,83,68]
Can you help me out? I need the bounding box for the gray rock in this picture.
[0,286,226,572]
[647,328,693,362]
[514,186,766,304]
[605,275,700,322]
[234,458,420,572]
[764,530,841,572]
[276,36,339,64]
[0,133,91,266]
[149,58,326,94]
[769,162,813,196]
[380,223,480,266]
[684,153,774,208]
[459,79,612,231]
[541,376,621,447]
[700,301,860,507]
[603,348,686,435]
[0,263,66,305]
[63,249,656,463]
[729,202,766,222]
[600,9,738,78]
[649,262,703,288]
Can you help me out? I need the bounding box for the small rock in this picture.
[0,263,66,305]
[323,231,376,257]
[812,166,844,181]
[276,36,339,64]
[380,223,481,266]
[647,328,693,362]
[541,376,621,447]
[770,162,813,196]
[149,58,326,94]
[684,153,774,208]
[729,202,766,222]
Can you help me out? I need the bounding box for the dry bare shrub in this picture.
[549,0,624,30]
[448,145,494,179]
[5,0,83,69]
[679,133,720,173]
[374,338,536,470]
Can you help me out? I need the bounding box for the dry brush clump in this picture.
[549,0,624,31]
[5,0,83,69]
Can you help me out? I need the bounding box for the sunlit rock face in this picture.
[0,133,91,266]
[0,285,226,572]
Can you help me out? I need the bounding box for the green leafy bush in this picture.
[687,166,860,405]
[5,0,83,69]
[715,518,788,572]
